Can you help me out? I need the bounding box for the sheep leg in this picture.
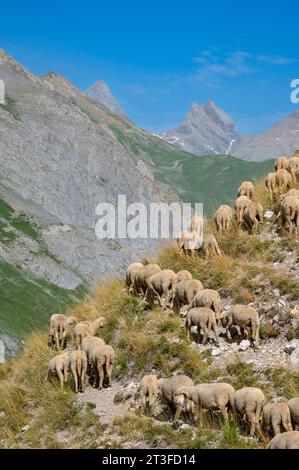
[98,365,105,390]
[107,363,114,387]
[93,364,99,388]
[71,364,78,393]
[174,405,183,425]
[54,331,60,351]
[212,323,220,346]
[247,411,256,436]
[57,368,65,390]
[80,365,86,392]
[282,416,292,432]
[202,325,209,344]
[195,405,203,427]
[220,406,229,424]
[272,419,281,436]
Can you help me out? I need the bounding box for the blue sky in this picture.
[0,0,298,134]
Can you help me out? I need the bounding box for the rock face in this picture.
[85,80,122,114]
[159,101,299,161]
[158,100,240,155]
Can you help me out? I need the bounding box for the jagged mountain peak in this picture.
[85,79,122,114]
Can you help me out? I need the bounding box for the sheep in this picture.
[265,172,277,200]
[214,205,233,233]
[186,289,221,322]
[46,352,69,389]
[49,313,77,350]
[81,335,105,362]
[131,263,161,297]
[268,431,299,449]
[262,402,292,436]
[235,195,251,223]
[185,307,220,346]
[89,344,116,389]
[288,157,299,183]
[221,304,260,347]
[234,387,266,436]
[157,375,194,423]
[238,181,255,199]
[275,156,289,171]
[242,201,263,234]
[68,349,87,393]
[176,270,192,283]
[173,279,204,315]
[198,234,222,257]
[280,189,299,201]
[139,374,159,414]
[275,168,293,193]
[177,230,200,253]
[73,317,106,349]
[287,397,299,427]
[180,383,235,426]
[188,214,204,237]
[145,269,177,309]
[125,262,144,292]
[280,195,299,233]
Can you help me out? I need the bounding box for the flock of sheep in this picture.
[45,150,299,449]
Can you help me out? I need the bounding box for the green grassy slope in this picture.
[107,122,274,214]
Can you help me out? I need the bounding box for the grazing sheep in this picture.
[177,230,200,253]
[198,234,222,257]
[173,279,204,315]
[234,387,266,436]
[139,374,159,413]
[243,201,263,234]
[145,269,177,309]
[90,344,116,389]
[68,350,87,393]
[265,172,277,200]
[81,335,105,363]
[288,397,299,427]
[268,431,299,449]
[157,375,194,422]
[187,289,221,322]
[275,156,289,171]
[125,262,144,292]
[235,195,251,223]
[74,317,106,349]
[275,169,293,192]
[262,402,292,436]
[49,314,77,350]
[185,307,219,346]
[131,264,161,297]
[184,383,235,426]
[238,181,255,199]
[214,205,233,233]
[288,157,299,183]
[176,270,192,283]
[221,304,260,347]
[46,352,69,389]
[280,195,299,233]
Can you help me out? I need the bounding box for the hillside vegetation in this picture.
[0,177,299,449]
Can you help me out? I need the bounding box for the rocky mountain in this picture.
[159,101,299,161]
[85,79,122,113]
[158,100,240,155]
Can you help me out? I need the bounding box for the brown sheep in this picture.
[221,304,260,347]
[243,201,263,234]
[268,431,299,449]
[235,195,251,223]
[262,402,292,436]
[73,317,106,349]
[197,234,222,257]
[214,205,233,233]
[238,181,255,199]
[173,279,204,314]
[265,172,277,200]
[234,387,266,436]
[90,344,116,389]
[186,289,221,322]
[280,195,299,233]
[275,169,293,193]
[68,350,87,393]
[139,374,159,414]
[275,156,289,171]
[49,314,77,350]
[125,262,144,292]
[46,352,69,389]
[176,270,192,283]
[145,269,177,308]
[185,307,220,346]
[131,263,161,297]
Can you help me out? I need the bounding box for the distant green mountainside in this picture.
[108,121,274,214]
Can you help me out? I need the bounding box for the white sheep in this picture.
[68,349,87,393]
[139,374,159,413]
[234,387,266,436]
[268,431,299,449]
[185,307,219,346]
[262,402,292,435]
[73,317,106,349]
[221,304,260,347]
